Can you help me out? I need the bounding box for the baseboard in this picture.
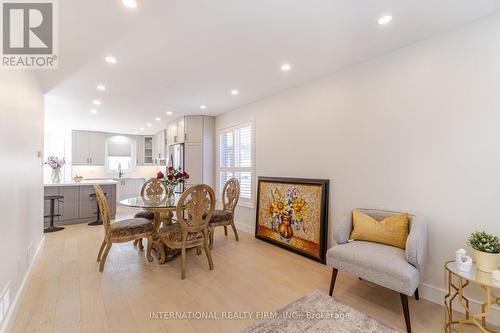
[419,282,500,326]
[0,237,44,333]
[235,221,254,235]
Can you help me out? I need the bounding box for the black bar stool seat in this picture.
[89,192,108,226]
[44,195,64,233]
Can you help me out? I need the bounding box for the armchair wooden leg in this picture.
[400,293,412,333]
[329,267,338,296]
[224,226,228,236]
[414,288,419,300]
[209,226,215,250]
[137,238,144,251]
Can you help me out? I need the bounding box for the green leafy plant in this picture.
[468,231,500,254]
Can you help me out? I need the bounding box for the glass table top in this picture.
[120,194,182,209]
[446,261,500,289]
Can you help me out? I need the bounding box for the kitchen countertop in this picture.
[44,179,118,187]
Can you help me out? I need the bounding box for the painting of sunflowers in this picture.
[255,177,329,263]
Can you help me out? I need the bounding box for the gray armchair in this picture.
[327,208,427,333]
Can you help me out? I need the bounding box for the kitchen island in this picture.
[43,180,117,227]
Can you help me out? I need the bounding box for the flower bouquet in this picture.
[265,187,309,242]
[156,167,189,200]
[45,156,66,183]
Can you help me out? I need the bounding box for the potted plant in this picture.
[468,231,500,272]
[45,156,66,183]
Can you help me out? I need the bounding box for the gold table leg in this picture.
[445,268,499,333]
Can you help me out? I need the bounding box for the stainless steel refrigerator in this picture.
[168,143,184,193]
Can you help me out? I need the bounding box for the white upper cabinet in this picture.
[135,136,144,165]
[72,130,91,165]
[168,121,177,144]
[72,130,105,165]
[176,117,185,143]
[185,115,203,143]
[89,131,106,165]
[154,129,166,162]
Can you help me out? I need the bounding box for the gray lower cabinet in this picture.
[43,184,117,226]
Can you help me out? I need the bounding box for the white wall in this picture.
[216,13,500,298]
[0,71,44,332]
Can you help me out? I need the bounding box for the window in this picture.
[218,122,253,206]
[106,136,134,173]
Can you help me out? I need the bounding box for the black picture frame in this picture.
[255,176,329,264]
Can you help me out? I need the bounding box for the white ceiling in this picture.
[41,0,500,135]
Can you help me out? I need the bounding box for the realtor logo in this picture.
[1,0,58,68]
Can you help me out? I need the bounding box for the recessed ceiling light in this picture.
[378,15,392,25]
[231,89,239,95]
[92,100,101,105]
[166,111,173,116]
[147,123,152,127]
[139,127,144,131]
[90,109,98,114]
[155,117,161,121]
[200,105,206,109]
[122,0,138,8]
[281,63,291,71]
[105,56,117,64]
[97,84,106,91]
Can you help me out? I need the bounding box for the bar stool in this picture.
[89,192,108,226]
[44,195,64,233]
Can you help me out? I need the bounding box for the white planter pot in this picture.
[473,249,500,273]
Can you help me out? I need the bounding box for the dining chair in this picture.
[94,184,154,272]
[133,178,167,250]
[158,184,215,279]
[208,178,240,249]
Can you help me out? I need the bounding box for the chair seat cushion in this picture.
[158,223,204,243]
[134,210,155,220]
[208,210,232,225]
[326,241,419,296]
[110,218,153,238]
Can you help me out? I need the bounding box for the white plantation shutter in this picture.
[218,123,253,206]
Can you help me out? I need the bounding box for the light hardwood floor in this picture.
[12,206,452,333]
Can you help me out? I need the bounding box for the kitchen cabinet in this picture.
[136,136,143,165]
[72,130,106,165]
[143,136,154,164]
[184,115,203,143]
[154,129,166,164]
[90,131,106,165]
[79,184,116,219]
[115,178,146,202]
[185,143,203,185]
[72,130,90,165]
[43,183,117,226]
[166,115,215,189]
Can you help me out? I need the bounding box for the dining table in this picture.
[120,194,182,264]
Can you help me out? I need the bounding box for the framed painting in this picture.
[255,177,329,263]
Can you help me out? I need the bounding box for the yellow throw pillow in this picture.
[350,209,409,249]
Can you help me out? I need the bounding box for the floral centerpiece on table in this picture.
[45,156,66,183]
[265,187,309,242]
[156,167,189,200]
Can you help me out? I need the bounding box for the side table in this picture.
[445,260,500,332]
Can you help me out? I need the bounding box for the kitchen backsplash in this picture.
[72,165,163,179]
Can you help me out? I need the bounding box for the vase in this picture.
[51,168,62,183]
[473,249,500,273]
[166,183,176,204]
[278,215,293,243]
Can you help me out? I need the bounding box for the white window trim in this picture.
[216,121,255,208]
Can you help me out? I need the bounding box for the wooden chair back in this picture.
[222,178,240,215]
[93,185,111,235]
[141,178,167,197]
[176,184,215,234]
